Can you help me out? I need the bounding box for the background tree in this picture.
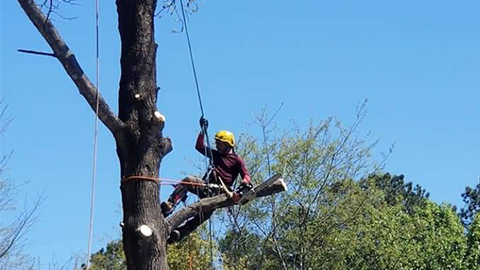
[0,100,42,270]
[459,182,480,226]
[217,110,476,270]
[86,229,211,270]
[83,107,480,270]
[368,173,429,214]
[87,240,126,270]
[464,214,480,269]
[219,105,383,270]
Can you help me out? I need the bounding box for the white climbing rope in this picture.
[86,0,101,268]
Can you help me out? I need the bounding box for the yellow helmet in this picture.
[215,130,235,147]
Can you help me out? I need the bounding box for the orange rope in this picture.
[121,175,207,187]
[189,247,194,270]
[121,175,160,183]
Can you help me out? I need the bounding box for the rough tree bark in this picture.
[16,1,285,269]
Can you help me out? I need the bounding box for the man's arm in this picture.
[238,158,251,185]
[235,157,252,194]
[196,117,211,156]
[195,132,206,155]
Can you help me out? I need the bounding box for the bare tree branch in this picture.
[0,192,43,259]
[39,0,80,22]
[16,0,125,137]
[0,100,14,137]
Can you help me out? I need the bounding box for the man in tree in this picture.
[161,117,252,242]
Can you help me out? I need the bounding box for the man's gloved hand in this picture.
[207,183,221,191]
[199,116,209,129]
[236,182,253,194]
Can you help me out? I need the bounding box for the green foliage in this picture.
[464,214,480,269]
[408,202,467,270]
[87,230,211,270]
[88,240,126,270]
[167,229,211,270]
[219,114,478,270]
[223,115,381,269]
[367,173,429,214]
[218,228,264,269]
[89,112,480,270]
[460,183,480,226]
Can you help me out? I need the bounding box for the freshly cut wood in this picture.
[237,174,287,205]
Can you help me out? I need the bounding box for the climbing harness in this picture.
[86,0,101,269]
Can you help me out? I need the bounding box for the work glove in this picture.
[236,182,253,194]
[199,116,209,129]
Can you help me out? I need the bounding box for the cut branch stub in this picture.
[138,225,153,237]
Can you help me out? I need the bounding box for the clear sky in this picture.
[1,0,479,268]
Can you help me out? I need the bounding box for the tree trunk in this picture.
[115,0,171,269]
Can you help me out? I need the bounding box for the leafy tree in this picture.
[464,214,480,269]
[166,229,211,270]
[220,106,383,270]
[87,229,211,270]
[407,202,467,270]
[218,110,476,270]
[218,227,266,269]
[321,190,467,270]
[221,173,472,270]
[367,173,429,214]
[460,183,480,226]
[88,240,126,270]
[81,106,480,270]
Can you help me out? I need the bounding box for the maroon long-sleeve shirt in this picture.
[195,133,251,186]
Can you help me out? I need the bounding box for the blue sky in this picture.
[1,0,479,267]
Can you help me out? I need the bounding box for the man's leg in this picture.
[161,175,205,217]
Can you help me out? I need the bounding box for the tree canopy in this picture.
[87,114,480,269]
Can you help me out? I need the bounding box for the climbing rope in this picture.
[86,0,101,269]
[178,0,215,168]
[178,1,215,268]
[179,0,204,117]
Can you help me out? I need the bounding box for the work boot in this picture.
[167,229,181,244]
[161,201,174,217]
